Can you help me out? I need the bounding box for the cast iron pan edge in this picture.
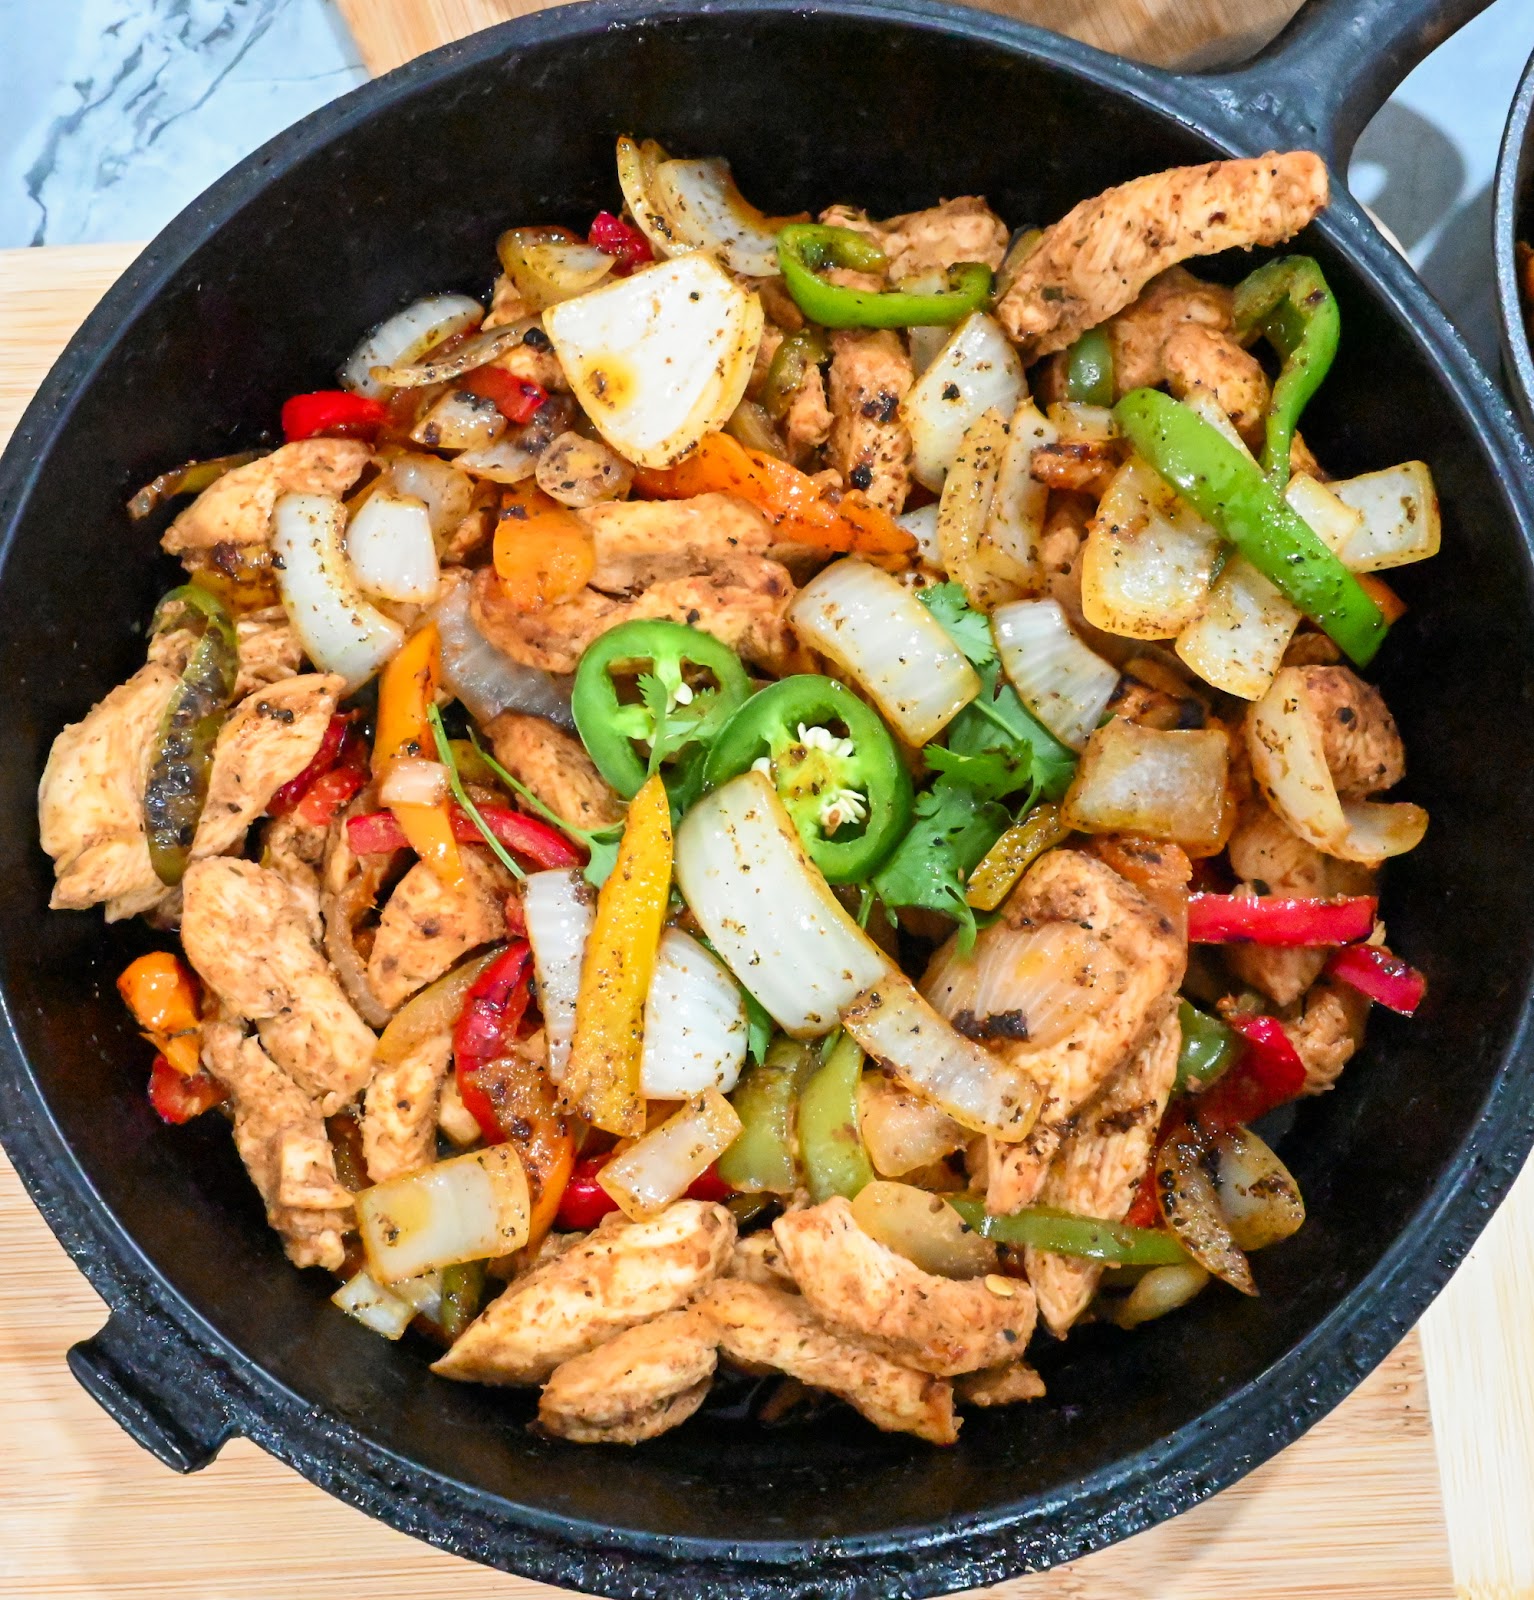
[3,0,1534,1594]
[1493,41,1534,434]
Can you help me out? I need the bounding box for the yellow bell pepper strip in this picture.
[632,432,914,567]
[965,801,1068,911]
[776,223,992,329]
[1115,388,1388,667]
[563,773,672,1136]
[373,622,467,893]
[491,480,596,611]
[117,951,203,1078]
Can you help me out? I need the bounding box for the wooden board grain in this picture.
[0,237,1458,1599]
[332,0,1302,75]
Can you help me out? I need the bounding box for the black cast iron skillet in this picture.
[3,0,1534,1593]
[1495,39,1534,432]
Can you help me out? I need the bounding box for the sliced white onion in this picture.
[386,453,476,540]
[341,293,484,400]
[650,157,789,277]
[640,928,749,1097]
[429,579,574,729]
[453,433,542,485]
[543,254,762,469]
[1175,557,1300,702]
[523,868,594,1082]
[984,399,1053,594]
[409,388,506,452]
[597,1087,743,1221]
[357,1144,530,1285]
[901,312,1026,491]
[850,1180,997,1278]
[1062,720,1230,851]
[389,1268,445,1318]
[272,493,404,691]
[841,972,1044,1141]
[378,757,449,809]
[498,229,616,310]
[332,1269,415,1340]
[1283,471,1362,556]
[1048,401,1119,445]
[1247,666,1428,863]
[1082,457,1221,639]
[1180,387,1252,455]
[789,558,979,745]
[367,323,528,389]
[1111,1261,1210,1329]
[615,134,680,258]
[897,502,942,568]
[1329,461,1441,571]
[937,406,1026,610]
[991,597,1119,751]
[857,1073,968,1177]
[346,491,441,603]
[674,770,891,1037]
[1214,1124,1305,1251]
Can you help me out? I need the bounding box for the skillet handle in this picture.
[68,1310,237,1473]
[1197,0,1493,169]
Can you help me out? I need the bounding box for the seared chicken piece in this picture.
[538,1307,719,1444]
[150,604,305,697]
[1023,1002,1181,1337]
[1161,323,1272,439]
[954,1362,1047,1407]
[881,196,1009,280]
[181,858,377,1115]
[974,849,1185,1214]
[826,329,914,516]
[996,152,1328,358]
[580,493,778,593]
[161,438,370,555]
[432,1200,735,1386]
[483,710,624,832]
[365,852,507,1013]
[704,1278,959,1445]
[1279,977,1370,1095]
[470,559,800,678]
[784,365,834,460]
[728,1230,798,1290]
[39,663,179,920]
[1297,664,1406,798]
[772,1198,1037,1376]
[202,1020,352,1271]
[361,1025,453,1183]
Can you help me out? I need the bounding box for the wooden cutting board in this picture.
[2,3,1531,1585]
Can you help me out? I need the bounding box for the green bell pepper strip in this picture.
[1233,255,1340,485]
[776,223,993,330]
[703,675,913,883]
[571,619,752,799]
[1114,388,1387,667]
[1065,327,1115,407]
[143,585,239,886]
[435,1259,486,1342]
[948,1197,1188,1266]
[761,328,830,421]
[1175,999,1240,1092]
[719,1037,820,1193]
[798,1032,875,1203]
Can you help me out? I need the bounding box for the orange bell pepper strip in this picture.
[563,773,671,1136]
[117,952,203,1077]
[492,481,595,611]
[632,432,914,567]
[373,622,467,892]
[1356,572,1407,625]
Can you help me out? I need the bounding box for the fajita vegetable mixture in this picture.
[41,141,1437,1446]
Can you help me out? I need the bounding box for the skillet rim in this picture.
[4,0,1534,1592]
[1493,39,1534,433]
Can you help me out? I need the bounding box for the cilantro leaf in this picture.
[947,661,1076,801]
[741,984,774,1066]
[872,781,1009,952]
[925,744,1034,805]
[918,582,996,668]
[582,826,623,888]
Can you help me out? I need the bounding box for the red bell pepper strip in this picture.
[281,390,388,441]
[1187,893,1377,946]
[588,210,653,273]
[1327,943,1426,1015]
[452,942,533,1143]
[685,1163,733,1204]
[348,804,583,869]
[554,1153,734,1229]
[461,365,549,425]
[269,714,355,817]
[294,765,367,827]
[147,1054,226,1124]
[1193,1013,1306,1131]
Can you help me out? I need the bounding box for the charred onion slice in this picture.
[1154,1125,1256,1295]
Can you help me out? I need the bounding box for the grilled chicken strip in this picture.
[705,1277,959,1444]
[538,1307,720,1444]
[1023,1002,1181,1337]
[954,1362,1047,1407]
[881,196,1009,279]
[826,329,914,516]
[364,852,508,1013]
[202,1020,353,1271]
[996,152,1328,358]
[182,857,377,1115]
[150,604,305,698]
[361,1025,453,1184]
[483,711,624,832]
[1297,664,1406,798]
[772,1198,1037,1376]
[432,1200,735,1386]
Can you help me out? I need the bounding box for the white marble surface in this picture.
[0,0,1530,360]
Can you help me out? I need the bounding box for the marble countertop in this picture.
[0,0,1530,366]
